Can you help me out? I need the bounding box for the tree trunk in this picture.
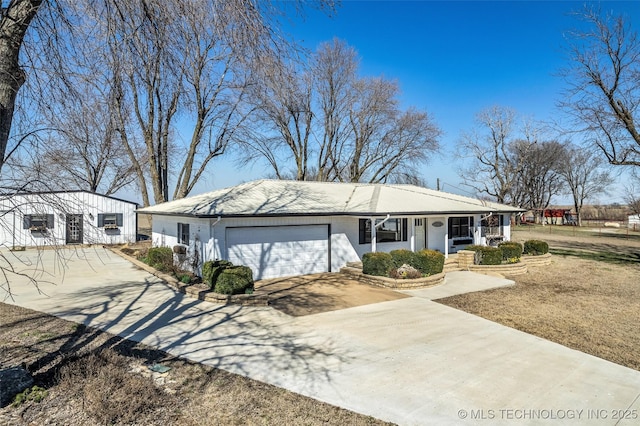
[0,0,42,173]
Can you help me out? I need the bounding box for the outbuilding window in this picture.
[98,213,123,229]
[359,218,408,244]
[23,214,54,231]
[178,223,190,245]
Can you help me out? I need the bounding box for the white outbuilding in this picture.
[138,180,524,280]
[0,191,138,248]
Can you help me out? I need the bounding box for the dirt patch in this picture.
[437,226,640,371]
[0,303,393,426]
[258,273,409,316]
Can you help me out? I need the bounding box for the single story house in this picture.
[630,214,640,230]
[138,180,524,280]
[0,191,138,247]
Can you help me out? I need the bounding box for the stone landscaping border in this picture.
[110,246,552,301]
[108,247,269,306]
[340,266,445,289]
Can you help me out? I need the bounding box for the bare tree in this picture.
[556,142,613,226]
[457,106,524,204]
[624,182,640,216]
[246,39,441,184]
[0,0,43,173]
[511,140,565,222]
[562,7,640,169]
[313,38,358,181]
[245,56,313,180]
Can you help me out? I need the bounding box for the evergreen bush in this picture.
[362,252,394,276]
[414,249,445,275]
[498,241,523,262]
[214,266,254,295]
[523,240,549,255]
[202,260,233,288]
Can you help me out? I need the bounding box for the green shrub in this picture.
[144,247,174,272]
[362,252,394,276]
[523,240,549,255]
[202,260,233,288]
[498,241,523,262]
[12,386,48,407]
[214,266,254,295]
[414,249,445,275]
[390,249,418,268]
[465,245,503,265]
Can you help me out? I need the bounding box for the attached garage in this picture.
[226,225,330,280]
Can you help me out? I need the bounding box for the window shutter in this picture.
[499,214,504,227]
[448,218,453,237]
[97,214,104,227]
[359,219,366,245]
[116,213,123,226]
[470,216,474,227]
[23,215,31,229]
[47,214,55,229]
[402,218,408,241]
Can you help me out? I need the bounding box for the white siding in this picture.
[0,192,137,248]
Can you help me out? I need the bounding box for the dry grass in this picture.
[438,225,640,371]
[0,304,392,426]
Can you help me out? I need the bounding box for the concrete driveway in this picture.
[2,247,640,425]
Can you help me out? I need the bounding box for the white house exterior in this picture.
[0,191,138,247]
[139,180,523,280]
[630,214,640,230]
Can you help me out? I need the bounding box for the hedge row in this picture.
[202,260,254,295]
[362,249,445,278]
[466,239,548,265]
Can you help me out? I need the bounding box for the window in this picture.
[481,214,504,237]
[178,223,190,245]
[98,213,123,229]
[359,218,408,244]
[414,218,423,226]
[448,216,474,239]
[23,214,54,231]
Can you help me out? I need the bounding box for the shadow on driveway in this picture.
[256,273,408,316]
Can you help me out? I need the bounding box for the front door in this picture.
[66,214,83,244]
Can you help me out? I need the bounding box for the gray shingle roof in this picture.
[137,179,524,217]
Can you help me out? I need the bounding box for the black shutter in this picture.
[359,219,366,245]
[470,216,474,227]
[23,215,31,229]
[402,218,408,241]
[116,213,123,226]
[499,214,504,227]
[47,214,55,229]
[97,214,104,227]
[448,218,453,237]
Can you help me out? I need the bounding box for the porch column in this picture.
[371,217,377,253]
[444,215,449,259]
[410,218,416,252]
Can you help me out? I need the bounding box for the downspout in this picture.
[371,214,391,253]
[210,216,222,260]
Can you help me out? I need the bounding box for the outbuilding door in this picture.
[226,225,330,280]
[66,214,83,244]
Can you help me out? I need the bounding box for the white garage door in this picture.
[226,225,330,280]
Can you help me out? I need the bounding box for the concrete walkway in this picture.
[2,247,640,425]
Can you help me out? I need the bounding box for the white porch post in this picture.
[444,215,449,259]
[410,218,416,252]
[371,217,377,253]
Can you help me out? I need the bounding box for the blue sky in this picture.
[190,1,640,204]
